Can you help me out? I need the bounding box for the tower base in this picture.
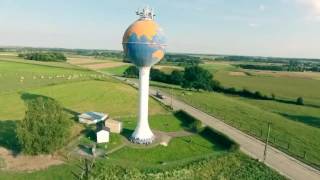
[130,135,155,144]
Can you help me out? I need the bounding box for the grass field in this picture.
[202,62,320,107]
[0,80,167,120]
[0,57,285,179]
[156,86,320,168]
[108,135,227,169]
[0,60,100,93]
[100,64,131,76]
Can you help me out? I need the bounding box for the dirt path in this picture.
[0,148,63,171]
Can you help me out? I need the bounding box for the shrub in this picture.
[254,91,263,99]
[150,68,168,83]
[189,120,204,133]
[296,97,304,105]
[123,66,139,78]
[169,70,184,85]
[16,97,72,155]
[182,66,215,91]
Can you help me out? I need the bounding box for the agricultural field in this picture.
[201,62,320,107]
[0,56,284,179]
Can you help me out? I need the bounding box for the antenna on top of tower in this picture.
[136,6,155,20]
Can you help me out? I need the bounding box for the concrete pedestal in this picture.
[131,66,155,144]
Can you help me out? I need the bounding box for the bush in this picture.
[150,68,168,83]
[169,70,184,85]
[189,120,204,133]
[182,66,215,91]
[296,97,304,105]
[254,91,263,99]
[16,97,72,155]
[123,66,139,78]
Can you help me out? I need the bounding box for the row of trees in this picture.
[18,52,67,62]
[123,65,306,105]
[216,55,320,64]
[237,60,320,72]
[159,54,203,66]
[123,65,219,91]
[237,62,320,72]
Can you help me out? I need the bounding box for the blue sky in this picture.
[0,0,319,58]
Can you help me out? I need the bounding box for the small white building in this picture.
[105,119,122,133]
[78,112,108,125]
[96,127,110,144]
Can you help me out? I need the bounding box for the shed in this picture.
[96,127,110,143]
[105,119,122,133]
[78,112,108,125]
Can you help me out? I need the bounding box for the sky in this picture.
[0,0,319,59]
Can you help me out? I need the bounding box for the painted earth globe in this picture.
[122,18,166,67]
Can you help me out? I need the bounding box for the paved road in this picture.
[114,76,320,180]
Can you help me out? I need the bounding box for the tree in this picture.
[16,97,72,155]
[296,97,304,105]
[182,66,215,91]
[169,70,184,85]
[150,68,168,82]
[123,66,139,78]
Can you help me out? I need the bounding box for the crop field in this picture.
[156,86,320,168]
[202,62,320,107]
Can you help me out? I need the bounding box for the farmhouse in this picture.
[78,112,108,125]
[105,119,122,133]
[96,127,110,143]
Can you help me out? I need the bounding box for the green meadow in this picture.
[0,58,284,179]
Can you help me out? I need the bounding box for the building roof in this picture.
[78,112,108,124]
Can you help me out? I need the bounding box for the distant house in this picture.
[105,119,122,133]
[96,127,110,143]
[78,112,108,125]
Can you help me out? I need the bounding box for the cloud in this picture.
[259,4,266,11]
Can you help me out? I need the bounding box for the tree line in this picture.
[123,65,305,105]
[18,52,67,62]
[237,60,320,72]
[123,65,218,91]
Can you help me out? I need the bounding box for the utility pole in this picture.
[170,87,173,109]
[263,122,271,162]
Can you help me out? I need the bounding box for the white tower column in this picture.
[131,66,155,144]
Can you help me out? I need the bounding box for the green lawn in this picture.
[100,64,131,76]
[107,134,227,169]
[156,87,320,168]
[0,80,167,120]
[120,114,188,132]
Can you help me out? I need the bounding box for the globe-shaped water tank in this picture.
[122,19,166,67]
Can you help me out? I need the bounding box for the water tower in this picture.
[122,7,166,144]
